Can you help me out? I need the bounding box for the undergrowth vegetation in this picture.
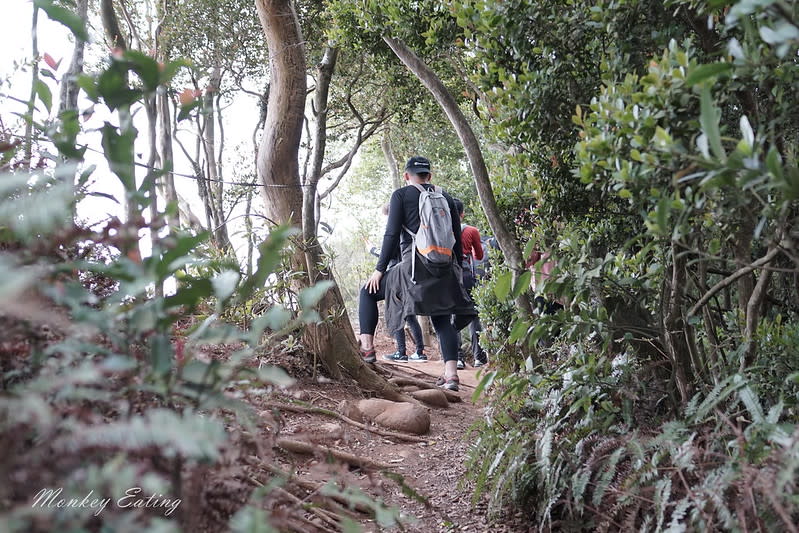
[0,6,360,531]
[464,0,799,530]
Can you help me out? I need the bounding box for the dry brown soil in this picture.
[242,330,531,533]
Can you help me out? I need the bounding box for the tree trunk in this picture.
[381,127,402,189]
[253,0,304,227]
[201,66,231,251]
[254,0,405,401]
[662,242,694,407]
[155,0,178,232]
[418,315,437,352]
[58,0,89,116]
[304,45,338,254]
[732,209,756,328]
[54,0,88,220]
[145,94,163,297]
[101,0,141,262]
[382,36,532,315]
[157,88,179,230]
[244,186,255,277]
[24,5,40,166]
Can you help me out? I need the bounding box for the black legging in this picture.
[394,315,424,355]
[359,285,459,362]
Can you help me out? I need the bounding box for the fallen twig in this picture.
[251,458,374,515]
[276,437,392,470]
[275,486,342,531]
[246,477,339,533]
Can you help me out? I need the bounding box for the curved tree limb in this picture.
[688,247,782,318]
[382,35,533,316]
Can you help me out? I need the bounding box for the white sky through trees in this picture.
[1,1,376,294]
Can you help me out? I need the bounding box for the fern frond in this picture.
[688,374,744,423]
[592,447,625,506]
[653,477,672,531]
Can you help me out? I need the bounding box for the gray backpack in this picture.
[403,183,455,282]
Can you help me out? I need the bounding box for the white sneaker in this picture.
[408,352,428,362]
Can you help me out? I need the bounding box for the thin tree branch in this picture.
[688,247,782,318]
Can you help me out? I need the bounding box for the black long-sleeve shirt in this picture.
[375,184,462,273]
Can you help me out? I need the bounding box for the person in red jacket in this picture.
[453,198,488,368]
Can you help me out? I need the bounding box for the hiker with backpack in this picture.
[358,156,476,391]
[452,198,489,369]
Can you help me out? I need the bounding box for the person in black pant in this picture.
[452,198,488,369]
[357,156,475,391]
[385,315,427,363]
[369,208,428,364]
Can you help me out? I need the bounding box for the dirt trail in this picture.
[250,332,524,533]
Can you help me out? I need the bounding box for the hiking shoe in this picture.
[457,358,466,370]
[474,354,488,368]
[408,351,428,362]
[382,351,408,362]
[437,375,460,392]
[360,347,376,363]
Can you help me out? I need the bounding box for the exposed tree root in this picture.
[276,437,392,470]
[262,400,430,443]
[388,377,462,402]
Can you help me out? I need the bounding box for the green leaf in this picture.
[653,126,673,149]
[759,21,799,45]
[101,122,137,191]
[493,270,513,300]
[684,62,733,87]
[76,74,99,102]
[739,385,765,424]
[154,232,209,279]
[0,170,75,239]
[159,58,192,86]
[52,109,82,159]
[766,147,784,181]
[256,365,295,387]
[124,50,161,92]
[237,225,296,300]
[97,63,142,110]
[700,85,725,161]
[298,281,334,309]
[508,317,530,343]
[511,270,532,298]
[472,370,497,402]
[522,239,536,260]
[212,270,241,305]
[34,0,89,42]
[249,307,292,342]
[164,277,214,309]
[149,334,173,377]
[34,80,52,113]
[177,99,201,122]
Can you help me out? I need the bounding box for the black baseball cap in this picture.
[405,156,431,175]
